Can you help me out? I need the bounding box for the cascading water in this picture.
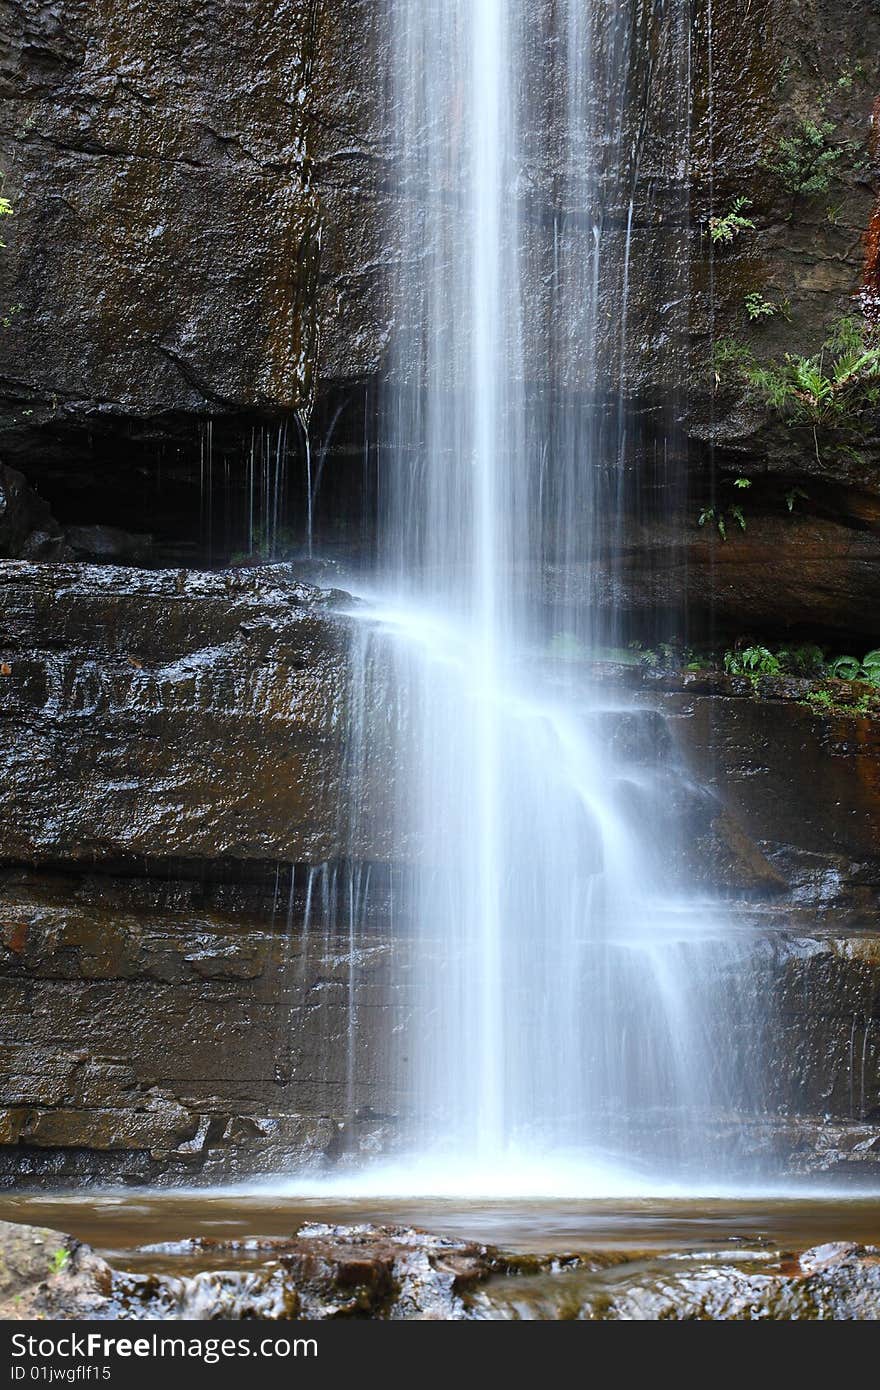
[335,0,767,1191]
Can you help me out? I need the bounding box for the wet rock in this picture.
[0,560,396,866]
[0,464,67,559]
[0,863,397,1185]
[0,593,877,1180]
[129,1224,500,1320]
[0,1221,512,1321]
[691,807,789,895]
[0,1220,70,1304]
[777,1118,880,1178]
[658,679,880,892]
[5,1220,880,1320]
[65,525,154,564]
[474,1241,880,1320]
[547,511,880,645]
[0,1,876,644]
[0,556,408,1182]
[19,1095,197,1157]
[611,1242,880,1320]
[0,0,321,451]
[0,1220,113,1320]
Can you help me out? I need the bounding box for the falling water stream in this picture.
[4,8,880,1288]
[329,0,766,1192]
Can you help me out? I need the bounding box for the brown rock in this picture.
[0,1220,112,1320]
[0,561,396,866]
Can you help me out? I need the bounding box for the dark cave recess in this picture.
[0,390,379,571]
[3,389,880,650]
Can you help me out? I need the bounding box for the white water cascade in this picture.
[337,0,767,1191]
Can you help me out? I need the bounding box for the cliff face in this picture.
[1,0,878,632]
[0,562,875,1184]
[0,0,322,431]
[0,2,879,1181]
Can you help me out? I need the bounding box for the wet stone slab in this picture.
[1,1219,879,1321]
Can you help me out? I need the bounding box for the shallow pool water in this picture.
[2,1192,878,1272]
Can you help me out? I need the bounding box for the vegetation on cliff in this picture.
[715,315,880,436]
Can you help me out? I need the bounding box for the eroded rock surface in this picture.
[0,581,877,1181]
[0,560,394,865]
[3,1220,879,1320]
[476,1239,880,1320]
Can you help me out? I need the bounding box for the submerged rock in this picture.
[0,1220,522,1321]
[2,1220,879,1321]
[475,1239,880,1320]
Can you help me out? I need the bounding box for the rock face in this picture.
[0,570,876,1181]
[560,512,880,643]
[0,3,879,1183]
[0,561,406,1182]
[0,561,393,865]
[0,861,405,1185]
[0,0,877,636]
[656,669,880,895]
[0,0,321,432]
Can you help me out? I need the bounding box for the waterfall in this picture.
[335,0,766,1191]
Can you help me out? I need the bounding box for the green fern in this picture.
[724,646,781,677]
[785,487,809,512]
[709,197,756,246]
[714,316,880,432]
[744,292,778,322]
[829,655,861,680]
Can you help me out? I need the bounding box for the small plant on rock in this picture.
[805,688,835,711]
[767,117,854,201]
[724,646,782,678]
[709,197,756,246]
[698,477,751,540]
[785,486,809,512]
[776,642,826,677]
[722,643,880,702]
[744,292,779,322]
[714,315,880,463]
[635,640,701,672]
[1,179,16,332]
[828,650,880,685]
[748,319,880,420]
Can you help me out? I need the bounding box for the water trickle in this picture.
[337,0,765,1189]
